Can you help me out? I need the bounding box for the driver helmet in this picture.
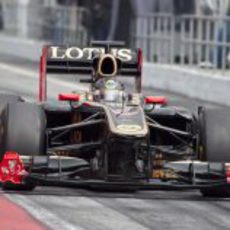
[95,78,124,102]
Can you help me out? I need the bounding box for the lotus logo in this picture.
[49,47,133,62]
[117,124,142,132]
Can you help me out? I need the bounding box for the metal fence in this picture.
[2,3,230,72]
[1,2,89,46]
[131,13,230,71]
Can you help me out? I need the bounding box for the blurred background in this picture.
[0,0,230,70]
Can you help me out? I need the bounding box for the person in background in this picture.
[92,0,111,40]
[173,0,195,32]
[197,0,230,68]
[42,0,56,41]
[196,0,228,16]
[53,0,75,44]
[158,0,174,13]
[81,0,111,41]
[212,0,230,68]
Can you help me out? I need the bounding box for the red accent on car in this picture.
[39,46,48,102]
[82,102,92,107]
[137,48,143,72]
[58,93,80,101]
[144,96,168,105]
[226,164,230,184]
[0,152,27,184]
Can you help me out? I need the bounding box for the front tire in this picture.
[0,102,46,190]
[198,107,230,197]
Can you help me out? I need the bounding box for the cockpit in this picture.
[94,78,125,104]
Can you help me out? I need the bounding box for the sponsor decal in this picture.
[117,124,142,132]
[105,80,118,90]
[111,108,140,116]
[49,46,133,62]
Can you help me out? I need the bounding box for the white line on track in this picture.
[5,194,150,230]
[5,194,84,230]
[31,196,149,230]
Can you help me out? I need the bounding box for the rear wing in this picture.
[39,42,143,102]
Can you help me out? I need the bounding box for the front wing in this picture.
[0,152,230,191]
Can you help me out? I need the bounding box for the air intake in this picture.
[97,54,118,77]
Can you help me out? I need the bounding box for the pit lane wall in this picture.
[143,63,230,106]
[0,34,229,106]
[0,34,43,61]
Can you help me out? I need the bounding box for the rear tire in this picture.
[0,102,46,190]
[199,107,230,197]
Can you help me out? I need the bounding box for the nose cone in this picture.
[97,54,118,77]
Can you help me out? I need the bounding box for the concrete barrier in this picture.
[0,34,44,62]
[0,34,229,106]
[143,63,230,106]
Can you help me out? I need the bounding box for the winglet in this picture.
[0,152,27,184]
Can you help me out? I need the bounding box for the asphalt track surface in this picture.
[0,54,230,230]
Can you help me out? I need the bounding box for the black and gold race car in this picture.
[0,41,230,197]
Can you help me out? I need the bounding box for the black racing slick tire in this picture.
[0,102,46,190]
[0,94,23,114]
[0,94,23,150]
[198,107,230,197]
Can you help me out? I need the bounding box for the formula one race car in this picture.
[0,41,230,197]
